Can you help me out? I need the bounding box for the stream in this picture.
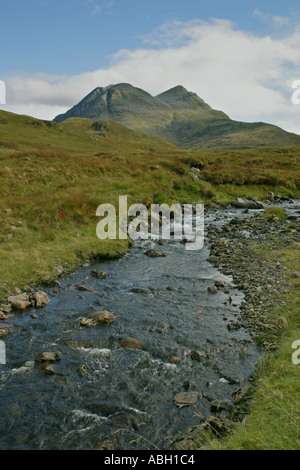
[0,202,298,450]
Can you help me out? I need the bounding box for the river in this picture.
[0,202,298,450]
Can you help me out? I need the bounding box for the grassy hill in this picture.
[54,83,300,150]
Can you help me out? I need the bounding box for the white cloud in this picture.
[1,18,300,134]
[253,9,289,26]
[82,0,115,15]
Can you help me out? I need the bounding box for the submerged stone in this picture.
[174,392,199,407]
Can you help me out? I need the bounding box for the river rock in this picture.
[91,270,108,279]
[144,249,167,258]
[174,392,199,407]
[182,237,193,244]
[24,361,35,368]
[150,322,170,333]
[43,364,65,376]
[227,322,242,331]
[170,356,181,364]
[191,351,207,362]
[0,304,11,314]
[214,280,226,289]
[0,328,9,337]
[76,285,95,293]
[78,365,89,377]
[81,311,116,327]
[33,291,50,308]
[208,286,218,294]
[94,440,116,451]
[230,218,244,226]
[7,293,31,310]
[234,197,264,209]
[120,337,143,350]
[35,352,62,363]
[129,287,151,294]
[80,318,95,327]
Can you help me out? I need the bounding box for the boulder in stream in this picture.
[33,291,50,308]
[81,311,116,327]
[144,249,167,258]
[174,391,199,407]
[35,352,62,363]
[191,351,207,362]
[7,293,31,311]
[120,337,143,350]
[91,270,108,279]
[208,286,218,294]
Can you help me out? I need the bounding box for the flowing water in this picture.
[0,203,298,450]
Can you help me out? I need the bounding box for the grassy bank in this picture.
[1,110,300,299]
[212,244,300,449]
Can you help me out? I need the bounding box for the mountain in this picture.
[54,83,300,150]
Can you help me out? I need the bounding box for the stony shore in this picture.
[208,209,300,350]
[173,204,300,448]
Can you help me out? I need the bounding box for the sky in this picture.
[1,0,300,134]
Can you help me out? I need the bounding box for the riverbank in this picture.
[175,207,300,450]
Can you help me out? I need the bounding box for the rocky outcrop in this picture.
[234,197,264,209]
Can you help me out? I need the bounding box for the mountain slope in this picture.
[0,108,178,158]
[54,83,300,150]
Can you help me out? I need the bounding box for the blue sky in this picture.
[1,0,298,76]
[1,0,300,133]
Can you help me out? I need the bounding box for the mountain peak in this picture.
[157,86,210,110]
[162,85,189,95]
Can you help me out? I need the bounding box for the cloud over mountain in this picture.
[2,18,300,134]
